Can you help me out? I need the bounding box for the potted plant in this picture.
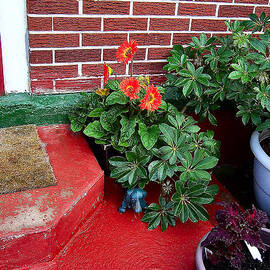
[163,12,270,218]
[69,40,220,231]
[195,202,270,269]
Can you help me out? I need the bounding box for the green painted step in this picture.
[0,93,83,128]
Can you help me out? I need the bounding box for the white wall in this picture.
[0,0,29,93]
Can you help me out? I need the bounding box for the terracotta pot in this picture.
[195,227,270,270]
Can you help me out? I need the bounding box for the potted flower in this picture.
[69,40,220,231]
[163,12,270,218]
[195,202,270,270]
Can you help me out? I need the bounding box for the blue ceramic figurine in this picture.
[118,188,147,213]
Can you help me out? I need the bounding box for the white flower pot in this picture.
[250,130,270,219]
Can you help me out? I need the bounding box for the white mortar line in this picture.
[175,1,178,16]
[147,17,150,32]
[188,18,192,32]
[130,0,133,15]
[78,0,83,15]
[145,47,149,60]
[170,33,173,46]
[27,11,264,19]
[29,28,235,35]
[79,33,82,47]
[52,79,56,91]
[30,59,168,67]
[78,64,82,76]
[52,50,55,64]
[101,17,104,31]
[215,4,219,18]
[101,48,104,62]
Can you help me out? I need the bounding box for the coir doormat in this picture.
[0,125,57,194]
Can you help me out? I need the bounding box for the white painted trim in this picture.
[0,0,29,93]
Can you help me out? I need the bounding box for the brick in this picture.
[31,80,53,93]
[28,17,52,31]
[178,3,216,16]
[148,48,172,60]
[133,2,175,16]
[27,0,78,14]
[30,50,52,64]
[256,7,270,16]
[150,18,189,31]
[103,48,146,62]
[82,33,127,47]
[53,17,101,31]
[55,78,101,91]
[235,0,268,4]
[55,49,101,63]
[104,18,147,31]
[29,34,79,48]
[83,1,129,15]
[173,33,205,45]
[131,62,166,75]
[149,75,167,85]
[191,19,227,31]
[218,5,254,17]
[30,65,78,79]
[129,33,171,46]
[82,63,126,77]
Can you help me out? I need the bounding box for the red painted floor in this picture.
[43,177,232,270]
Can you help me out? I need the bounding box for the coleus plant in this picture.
[163,12,270,131]
[201,202,268,270]
[70,40,220,231]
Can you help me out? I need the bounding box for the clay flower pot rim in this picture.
[250,130,270,171]
[195,227,270,270]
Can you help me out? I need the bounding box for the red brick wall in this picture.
[27,0,270,94]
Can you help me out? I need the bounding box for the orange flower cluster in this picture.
[120,78,162,112]
[102,40,162,111]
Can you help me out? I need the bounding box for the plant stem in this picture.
[181,105,187,114]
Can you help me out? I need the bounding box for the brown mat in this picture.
[0,125,57,194]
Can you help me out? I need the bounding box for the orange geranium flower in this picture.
[116,40,137,64]
[139,85,162,111]
[103,64,113,85]
[120,77,141,100]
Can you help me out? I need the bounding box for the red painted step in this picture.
[0,125,104,269]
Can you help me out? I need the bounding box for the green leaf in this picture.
[138,123,160,150]
[83,121,106,139]
[120,115,137,141]
[109,156,128,167]
[161,215,169,232]
[195,156,218,170]
[228,71,242,80]
[71,120,83,132]
[105,80,120,91]
[105,91,128,105]
[88,108,105,117]
[147,215,161,230]
[249,38,266,55]
[100,111,115,132]
[183,80,193,97]
[141,211,160,222]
